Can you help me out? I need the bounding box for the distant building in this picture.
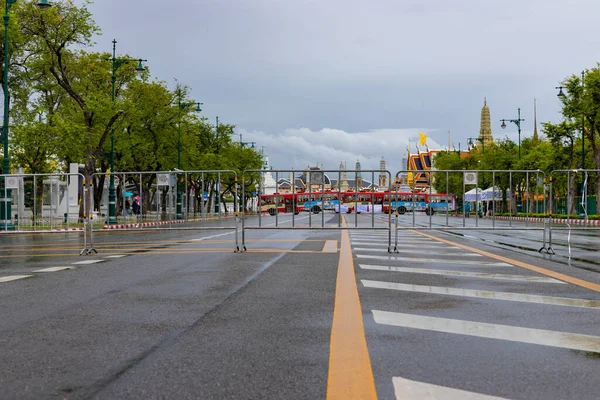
[260,154,278,195]
[479,97,493,148]
[378,157,387,189]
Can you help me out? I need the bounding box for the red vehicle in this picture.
[259,190,455,215]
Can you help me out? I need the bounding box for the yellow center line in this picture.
[413,230,600,293]
[327,216,377,399]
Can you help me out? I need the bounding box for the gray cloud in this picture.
[239,127,443,174]
[86,0,599,169]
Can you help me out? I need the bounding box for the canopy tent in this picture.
[480,186,503,201]
[464,187,483,202]
[465,187,504,202]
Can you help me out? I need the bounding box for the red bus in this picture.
[259,190,456,215]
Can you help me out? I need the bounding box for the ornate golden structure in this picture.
[479,98,493,147]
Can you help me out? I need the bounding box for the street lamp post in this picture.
[500,108,525,213]
[106,39,146,225]
[500,108,524,159]
[215,116,220,214]
[175,89,201,219]
[556,70,585,169]
[1,0,52,230]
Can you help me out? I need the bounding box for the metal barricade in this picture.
[1,172,91,253]
[240,169,393,252]
[86,170,240,252]
[390,169,551,253]
[546,169,600,255]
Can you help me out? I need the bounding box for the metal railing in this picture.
[389,169,551,253]
[241,169,393,252]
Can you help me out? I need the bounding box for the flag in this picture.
[419,132,427,146]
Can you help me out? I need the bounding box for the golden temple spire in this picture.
[479,97,493,147]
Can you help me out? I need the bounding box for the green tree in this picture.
[557,66,600,214]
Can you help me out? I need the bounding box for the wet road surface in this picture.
[1,213,600,399]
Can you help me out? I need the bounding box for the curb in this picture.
[102,220,188,230]
[0,227,84,233]
[453,215,600,226]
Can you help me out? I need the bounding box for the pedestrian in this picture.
[132,194,140,215]
[465,202,471,218]
[125,199,131,215]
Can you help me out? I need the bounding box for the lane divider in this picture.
[327,216,377,399]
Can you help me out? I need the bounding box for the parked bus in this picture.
[379,192,456,215]
[259,190,456,215]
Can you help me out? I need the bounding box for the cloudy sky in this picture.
[85,0,600,173]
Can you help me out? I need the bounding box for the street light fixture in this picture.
[106,39,147,225]
[557,71,586,214]
[175,89,202,219]
[500,108,525,214]
[37,0,52,9]
[500,108,524,159]
[556,71,585,170]
[1,0,51,230]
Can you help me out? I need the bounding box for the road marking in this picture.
[351,241,454,249]
[322,240,338,253]
[363,280,600,309]
[327,217,377,399]
[351,235,422,241]
[413,230,600,293]
[353,248,482,256]
[104,255,127,259]
[0,275,33,282]
[33,267,73,273]
[393,376,508,400]
[374,310,600,353]
[359,264,566,284]
[191,231,238,241]
[72,260,104,265]
[356,254,512,266]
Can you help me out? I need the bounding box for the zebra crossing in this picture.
[349,230,600,400]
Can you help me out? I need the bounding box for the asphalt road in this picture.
[1,212,600,399]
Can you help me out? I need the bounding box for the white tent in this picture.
[464,187,483,202]
[480,186,503,201]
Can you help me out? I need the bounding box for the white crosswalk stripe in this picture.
[72,259,104,265]
[354,247,482,256]
[362,280,600,309]
[359,264,566,283]
[0,275,32,283]
[33,267,73,273]
[356,254,512,266]
[374,310,600,353]
[351,242,454,250]
[392,376,508,400]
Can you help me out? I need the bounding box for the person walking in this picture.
[132,194,141,215]
[465,202,471,218]
[124,199,131,216]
